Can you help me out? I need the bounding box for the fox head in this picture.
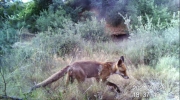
[115,56,129,79]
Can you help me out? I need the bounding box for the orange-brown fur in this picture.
[30,56,128,92]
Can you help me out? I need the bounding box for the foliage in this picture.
[0,0,53,32]
[33,0,52,15]
[154,0,179,12]
[75,17,109,42]
[35,17,109,56]
[143,27,179,66]
[0,21,18,56]
[90,0,173,28]
[0,1,24,20]
[133,13,179,66]
[49,0,83,22]
[127,0,172,28]
[36,9,109,41]
[36,7,71,32]
[0,1,38,32]
[32,28,83,57]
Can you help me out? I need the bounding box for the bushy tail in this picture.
[30,66,70,92]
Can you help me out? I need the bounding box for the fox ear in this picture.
[117,59,123,67]
[120,56,124,62]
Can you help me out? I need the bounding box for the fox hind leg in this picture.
[69,75,74,83]
[75,70,86,83]
[66,70,74,86]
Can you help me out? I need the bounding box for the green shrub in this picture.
[36,7,71,32]
[0,21,18,56]
[75,17,109,42]
[0,1,40,32]
[49,0,82,23]
[133,14,179,66]
[128,0,171,29]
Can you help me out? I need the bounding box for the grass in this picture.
[1,49,178,99]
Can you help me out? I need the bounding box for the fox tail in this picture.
[30,65,70,92]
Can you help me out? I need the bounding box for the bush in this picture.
[75,17,109,42]
[49,0,82,22]
[144,27,179,66]
[0,21,18,56]
[32,28,83,57]
[0,1,37,29]
[128,0,171,29]
[36,7,71,32]
[132,13,179,66]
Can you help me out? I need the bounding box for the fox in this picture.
[30,56,129,92]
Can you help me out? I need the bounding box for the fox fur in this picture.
[30,56,128,92]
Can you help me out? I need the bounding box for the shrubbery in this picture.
[100,0,174,29]
[143,26,179,66]
[33,30,82,57]
[0,1,37,29]
[34,16,109,57]
[0,21,18,56]
[129,13,179,66]
[36,7,71,32]
[75,17,109,42]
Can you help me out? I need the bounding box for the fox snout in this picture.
[119,73,129,79]
[120,74,129,79]
[122,75,129,79]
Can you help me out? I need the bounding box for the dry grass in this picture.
[1,38,179,100]
[0,16,179,99]
[23,50,179,100]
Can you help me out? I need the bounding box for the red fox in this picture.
[30,56,129,91]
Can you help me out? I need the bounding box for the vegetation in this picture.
[0,0,179,99]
